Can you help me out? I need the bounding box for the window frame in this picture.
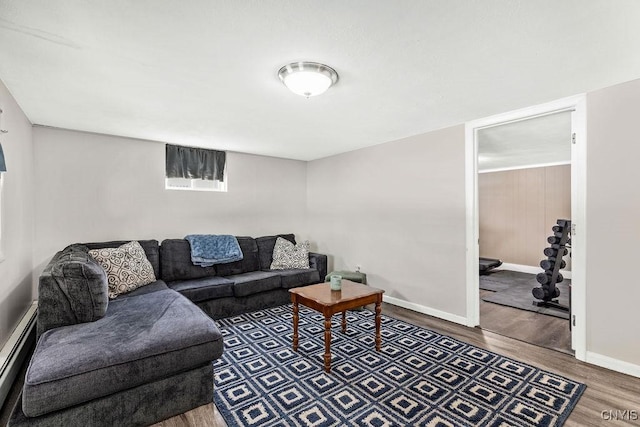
[164,161,228,192]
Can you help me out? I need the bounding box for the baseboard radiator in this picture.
[0,302,37,409]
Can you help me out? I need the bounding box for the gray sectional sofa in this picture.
[9,233,327,427]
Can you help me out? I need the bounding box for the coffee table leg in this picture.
[324,316,332,372]
[375,298,382,351]
[292,299,299,352]
[341,310,347,334]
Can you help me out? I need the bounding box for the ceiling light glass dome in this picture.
[278,62,339,98]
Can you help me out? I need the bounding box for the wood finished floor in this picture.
[2,303,637,426]
[154,302,640,427]
[479,289,573,354]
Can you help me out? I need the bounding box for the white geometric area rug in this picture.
[213,305,585,427]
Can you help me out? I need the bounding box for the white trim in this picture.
[465,122,480,327]
[474,107,576,130]
[383,295,468,326]
[465,94,587,361]
[468,103,578,130]
[585,351,640,379]
[498,263,572,280]
[569,97,587,361]
[479,160,571,174]
[0,301,37,409]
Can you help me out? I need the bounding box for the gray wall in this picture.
[0,80,34,348]
[307,126,467,318]
[586,79,640,366]
[306,78,640,370]
[32,127,308,288]
[3,76,640,372]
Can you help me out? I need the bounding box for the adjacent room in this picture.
[477,111,574,354]
[1,1,639,426]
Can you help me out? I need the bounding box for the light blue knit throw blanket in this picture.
[184,235,243,267]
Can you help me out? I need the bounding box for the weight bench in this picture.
[479,257,502,275]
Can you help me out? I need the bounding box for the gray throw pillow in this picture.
[89,241,157,298]
[270,237,310,269]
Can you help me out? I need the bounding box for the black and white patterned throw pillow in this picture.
[270,237,310,269]
[89,241,156,298]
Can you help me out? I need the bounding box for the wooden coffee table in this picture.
[289,280,384,373]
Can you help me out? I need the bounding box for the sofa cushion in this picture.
[167,276,234,303]
[270,237,310,270]
[116,280,169,298]
[215,236,260,276]
[84,240,161,279]
[22,289,223,418]
[37,245,109,338]
[88,241,157,299]
[160,239,216,282]
[274,268,321,289]
[256,234,296,270]
[228,271,281,297]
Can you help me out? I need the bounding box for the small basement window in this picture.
[165,175,227,192]
[165,144,227,192]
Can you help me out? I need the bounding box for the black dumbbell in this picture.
[536,272,551,285]
[532,286,546,300]
[540,259,566,270]
[547,286,561,298]
[536,272,563,285]
[547,235,562,244]
[544,247,568,257]
[532,286,560,300]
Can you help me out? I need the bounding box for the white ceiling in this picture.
[1,1,639,161]
[478,111,572,172]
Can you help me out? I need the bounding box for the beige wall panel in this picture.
[544,165,572,269]
[479,165,570,268]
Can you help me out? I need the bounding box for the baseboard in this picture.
[586,351,640,379]
[383,295,468,326]
[499,262,572,280]
[0,301,37,409]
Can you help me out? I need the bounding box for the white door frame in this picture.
[464,94,587,361]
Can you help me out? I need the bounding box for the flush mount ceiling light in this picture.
[278,62,339,98]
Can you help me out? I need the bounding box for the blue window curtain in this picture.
[0,143,6,172]
[165,144,225,181]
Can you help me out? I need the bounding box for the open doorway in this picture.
[477,111,573,354]
[465,95,587,361]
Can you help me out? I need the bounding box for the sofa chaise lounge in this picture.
[9,233,327,427]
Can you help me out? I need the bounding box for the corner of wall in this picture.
[0,77,36,348]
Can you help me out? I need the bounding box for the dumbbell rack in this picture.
[532,219,571,311]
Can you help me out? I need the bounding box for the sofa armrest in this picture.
[309,252,327,283]
[37,246,109,339]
